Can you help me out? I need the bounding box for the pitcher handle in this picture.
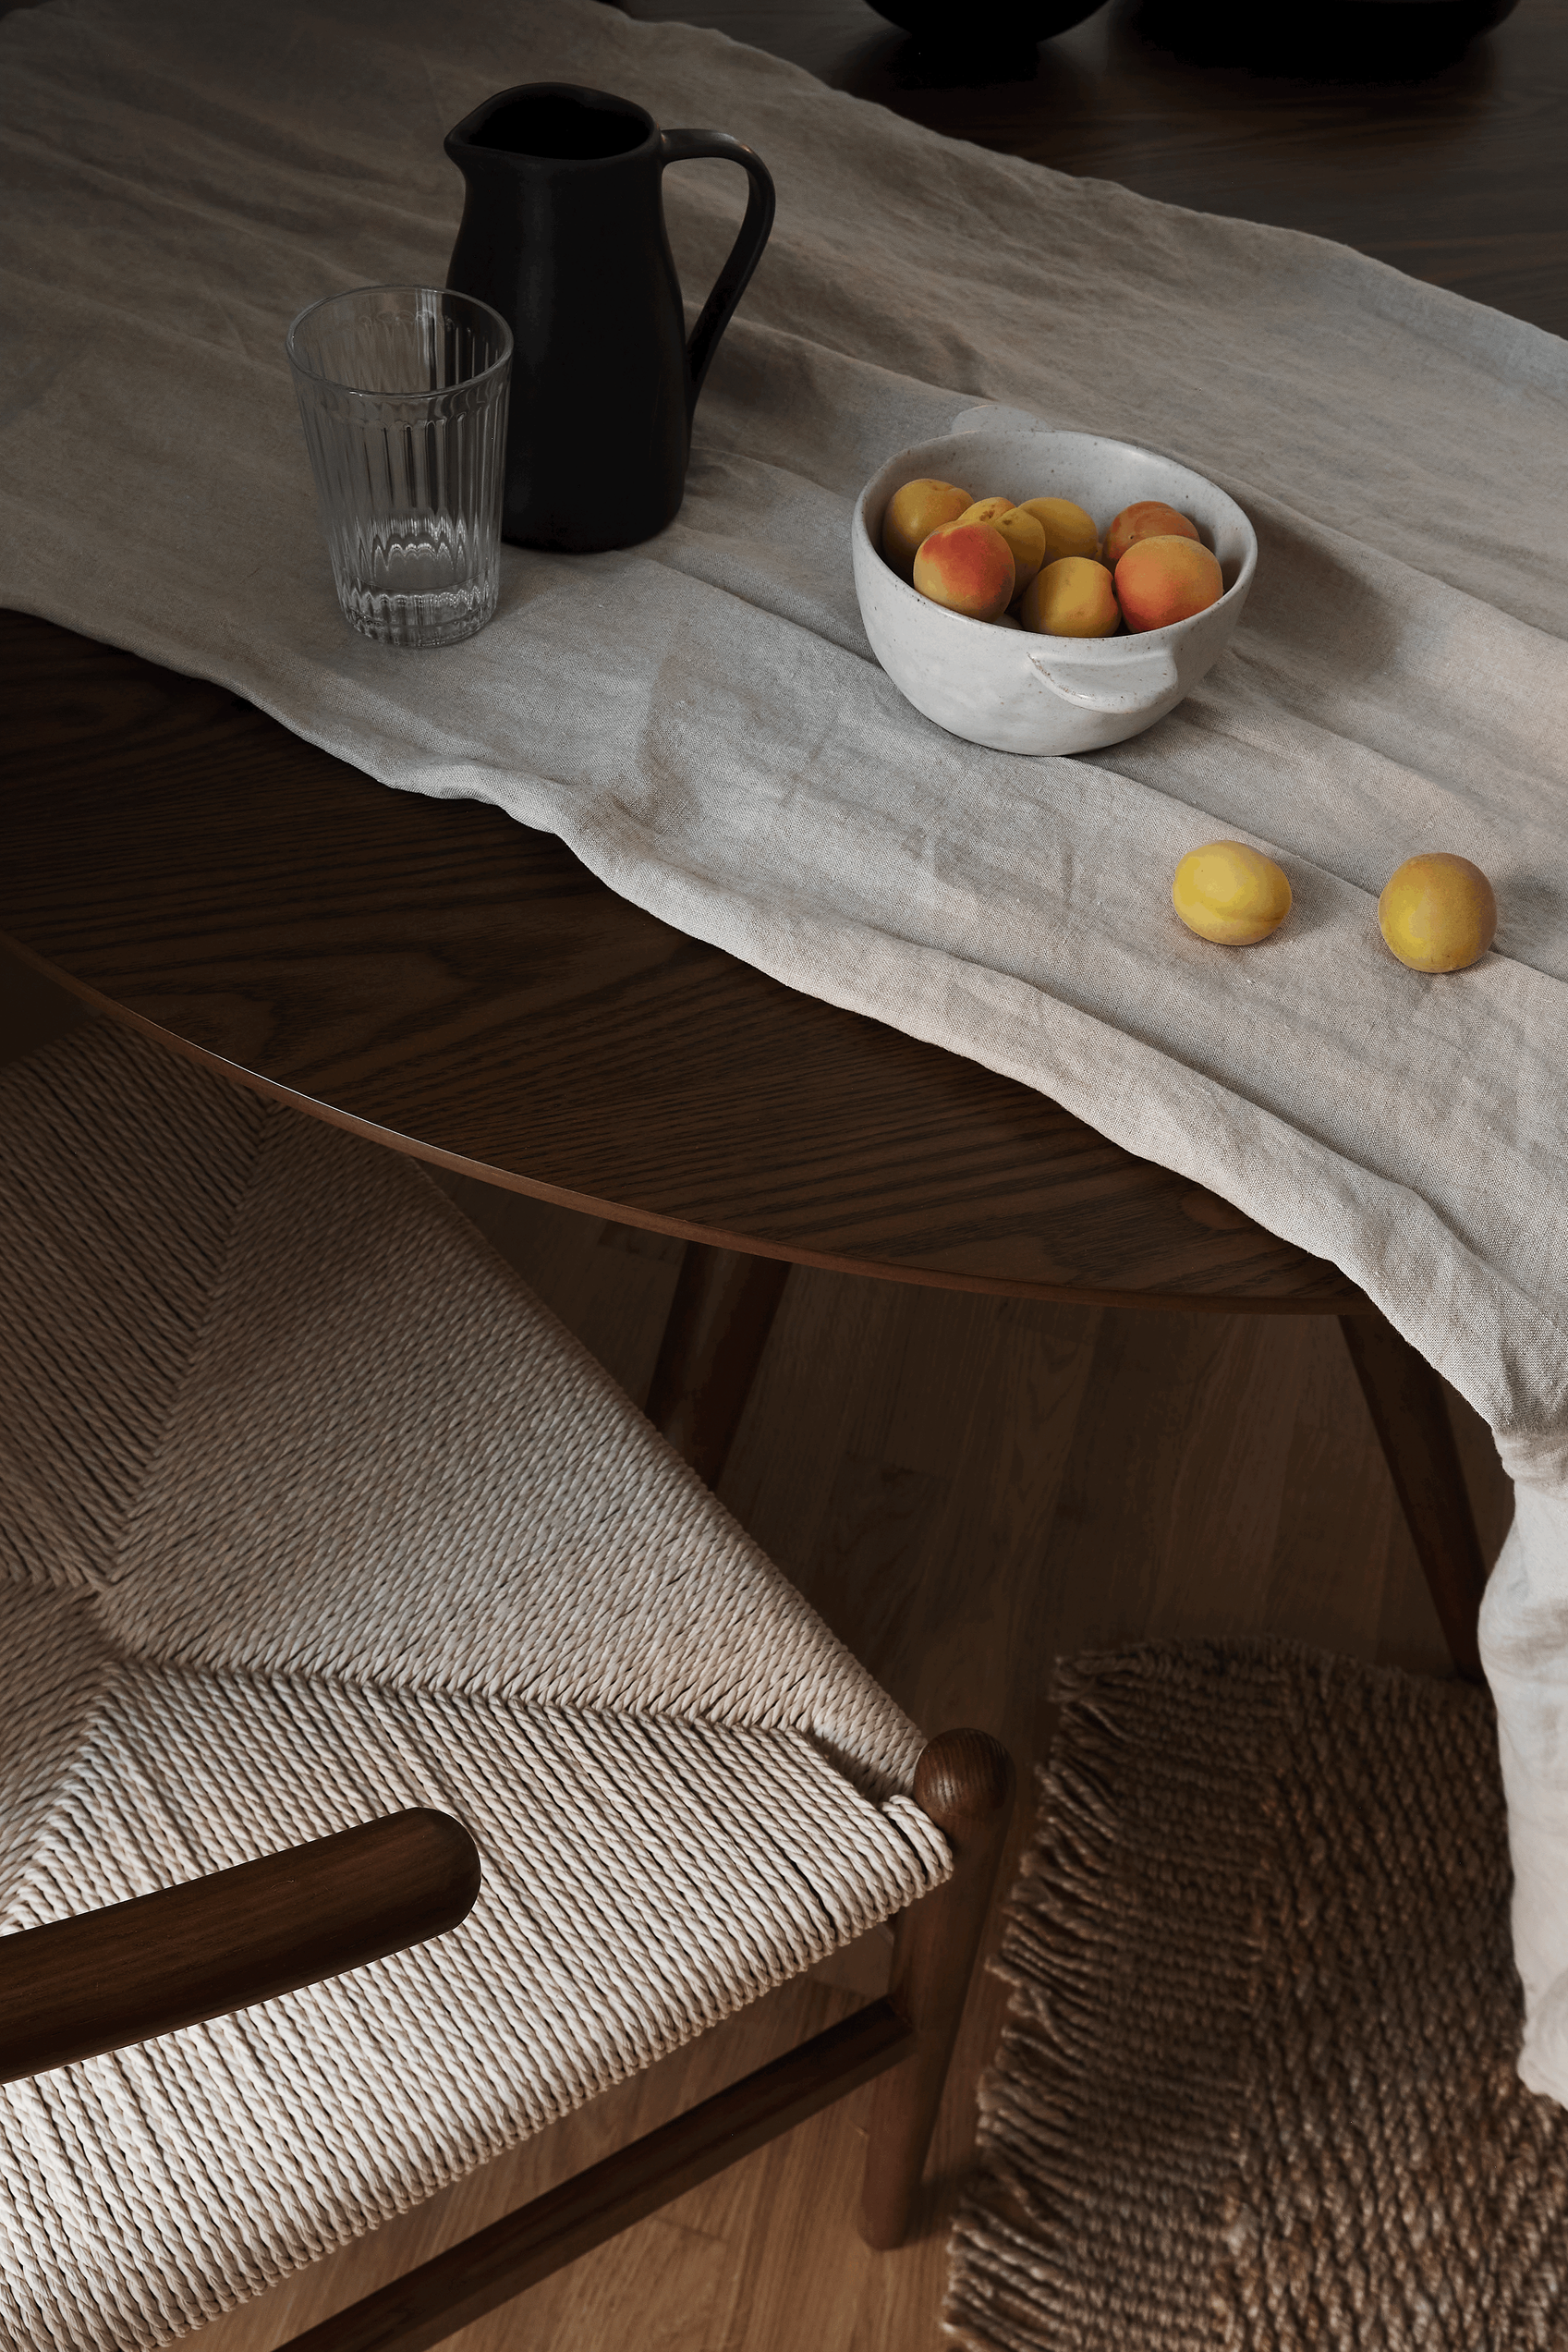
[660,129,776,420]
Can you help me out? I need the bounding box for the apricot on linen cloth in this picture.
[2,0,1567,2091]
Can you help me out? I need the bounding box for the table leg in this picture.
[644,1242,790,1485]
[1338,1312,1489,1682]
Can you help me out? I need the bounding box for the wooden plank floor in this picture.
[1,948,1514,2352]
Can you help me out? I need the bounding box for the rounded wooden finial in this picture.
[912,1729,1015,1834]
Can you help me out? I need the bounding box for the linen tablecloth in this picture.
[4,0,1568,2092]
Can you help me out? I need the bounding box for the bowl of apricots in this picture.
[852,422,1257,755]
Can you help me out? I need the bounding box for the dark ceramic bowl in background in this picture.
[866,0,1110,40]
[866,0,1520,53]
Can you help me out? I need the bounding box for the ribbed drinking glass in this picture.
[286,286,512,649]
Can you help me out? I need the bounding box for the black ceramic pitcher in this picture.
[444,83,774,553]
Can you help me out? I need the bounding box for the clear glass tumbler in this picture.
[286,286,512,649]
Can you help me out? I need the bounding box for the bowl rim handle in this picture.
[949,401,1049,436]
[1027,641,1181,711]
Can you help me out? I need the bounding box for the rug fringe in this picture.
[943,1640,1312,2352]
[942,1639,1533,2352]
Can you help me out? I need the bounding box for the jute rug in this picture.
[945,1642,1568,2351]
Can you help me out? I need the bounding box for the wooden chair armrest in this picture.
[0,1809,480,2083]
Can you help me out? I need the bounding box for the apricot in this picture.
[957,496,1015,526]
[1019,555,1119,639]
[1016,496,1100,564]
[1104,501,1200,568]
[1378,854,1496,972]
[1173,842,1292,946]
[882,479,971,578]
[989,506,1047,595]
[913,520,1015,620]
[1114,536,1223,633]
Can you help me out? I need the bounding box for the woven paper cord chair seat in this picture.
[0,1021,951,2352]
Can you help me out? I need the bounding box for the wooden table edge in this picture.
[4,930,1374,1321]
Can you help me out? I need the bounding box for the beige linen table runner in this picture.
[4,0,1568,2093]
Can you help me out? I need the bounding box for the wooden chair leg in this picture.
[643,1239,790,1485]
[859,1728,1015,2250]
[1338,1311,1488,1682]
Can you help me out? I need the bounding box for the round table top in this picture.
[1,614,1356,1311]
[6,0,1560,1318]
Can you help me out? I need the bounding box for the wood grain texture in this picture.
[0,1811,480,2086]
[624,0,1568,339]
[0,613,1361,1312]
[644,1242,794,1478]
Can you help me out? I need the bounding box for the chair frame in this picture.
[0,1011,1013,2348]
[0,1730,1013,2352]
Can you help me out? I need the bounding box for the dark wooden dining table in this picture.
[7,0,1560,1676]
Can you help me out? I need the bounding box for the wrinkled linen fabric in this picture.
[2,0,1566,2088]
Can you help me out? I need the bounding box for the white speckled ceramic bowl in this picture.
[852,413,1257,756]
